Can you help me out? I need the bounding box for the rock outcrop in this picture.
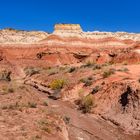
[0,24,140,44]
[93,81,140,134]
[53,24,140,41]
[0,24,140,139]
[0,28,48,44]
[54,24,82,33]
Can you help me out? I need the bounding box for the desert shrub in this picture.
[0,70,11,81]
[28,102,37,108]
[19,85,26,90]
[1,86,14,94]
[91,86,100,94]
[31,135,42,140]
[122,68,129,72]
[102,62,111,67]
[78,89,84,97]
[102,69,115,78]
[123,61,128,65]
[80,61,95,68]
[7,88,14,93]
[38,120,51,133]
[1,102,19,110]
[36,52,46,59]
[92,64,101,70]
[24,67,40,77]
[68,67,76,73]
[47,68,59,76]
[84,80,92,87]
[79,94,94,113]
[80,76,93,87]
[43,100,48,106]
[63,116,70,124]
[59,66,67,71]
[84,61,95,67]
[87,76,93,80]
[41,127,51,133]
[118,67,129,72]
[49,79,66,90]
[4,28,16,31]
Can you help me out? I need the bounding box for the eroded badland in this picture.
[0,24,140,140]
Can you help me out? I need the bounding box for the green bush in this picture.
[49,79,66,90]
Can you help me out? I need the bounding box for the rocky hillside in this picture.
[53,24,140,41]
[0,24,140,44]
[0,28,49,44]
[0,24,140,140]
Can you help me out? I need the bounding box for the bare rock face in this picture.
[0,24,140,45]
[54,24,83,33]
[53,24,83,38]
[53,24,140,41]
[93,81,140,134]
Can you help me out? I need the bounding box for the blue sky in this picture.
[0,0,139,32]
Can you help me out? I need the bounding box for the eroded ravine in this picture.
[25,80,139,140]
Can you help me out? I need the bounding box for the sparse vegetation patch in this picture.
[49,79,66,90]
[68,66,76,73]
[24,67,40,77]
[28,102,37,108]
[0,70,11,81]
[80,76,93,87]
[1,86,14,94]
[102,68,115,78]
[91,86,100,94]
[77,94,95,113]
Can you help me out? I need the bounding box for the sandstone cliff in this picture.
[53,24,140,41]
[54,24,82,32]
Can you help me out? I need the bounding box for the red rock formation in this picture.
[0,24,140,139]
